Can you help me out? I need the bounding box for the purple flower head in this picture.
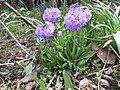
[43,8,61,23]
[83,9,92,21]
[35,22,55,38]
[68,3,82,12]
[64,5,92,31]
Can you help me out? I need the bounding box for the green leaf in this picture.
[94,24,111,30]
[0,31,3,38]
[71,41,77,59]
[23,63,33,75]
[64,46,72,60]
[59,53,67,61]
[78,60,87,67]
[82,50,94,61]
[63,71,74,90]
[19,7,26,11]
[113,31,120,54]
[46,53,53,60]
[30,72,42,85]
[75,47,81,59]
[103,40,112,48]
[44,47,56,60]
[62,63,68,68]
[40,80,47,90]
[56,45,63,50]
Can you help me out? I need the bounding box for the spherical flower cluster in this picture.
[43,8,61,23]
[64,5,92,30]
[35,22,55,38]
[35,5,92,39]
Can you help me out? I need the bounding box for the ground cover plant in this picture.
[0,0,120,90]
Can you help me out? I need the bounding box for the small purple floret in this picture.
[43,8,61,23]
[35,22,55,38]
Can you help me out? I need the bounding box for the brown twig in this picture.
[83,64,120,78]
[47,73,57,89]
[3,1,36,29]
[0,63,14,66]
[0,20,30,55]
[97,48,110,90]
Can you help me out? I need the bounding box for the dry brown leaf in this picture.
[25,82,35,90]
[92,44,116,64]
[79,78,97,90]
[100,79,110,87]
[20,76,32,83]
[92,44,100,52]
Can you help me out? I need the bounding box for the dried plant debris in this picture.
[20,76,33,83]
[55,76,63,90]
[79,78,97,90]
[48,87,54,90]
[25,82,35,90]
[99,86,106,90]
[92,44,116,64]
[100,79,110,87]
[79,78,111,90]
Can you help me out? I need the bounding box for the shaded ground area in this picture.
[0,1,120,90]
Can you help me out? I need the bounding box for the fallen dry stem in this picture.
[97,48,110,90]
[47,73,57,89]
[0,63,14,66]
[85,64,120,78]
[3,1,36,29]
[0,20,30,55]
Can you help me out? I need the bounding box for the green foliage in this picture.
[30,72,47,90]
[40,80,47,90]
[89,1,120,34]
[63,71,74,90]
[37,29,94,73]
[113,32,120,56]
[0,29,3,42]
[87,1,120,58]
